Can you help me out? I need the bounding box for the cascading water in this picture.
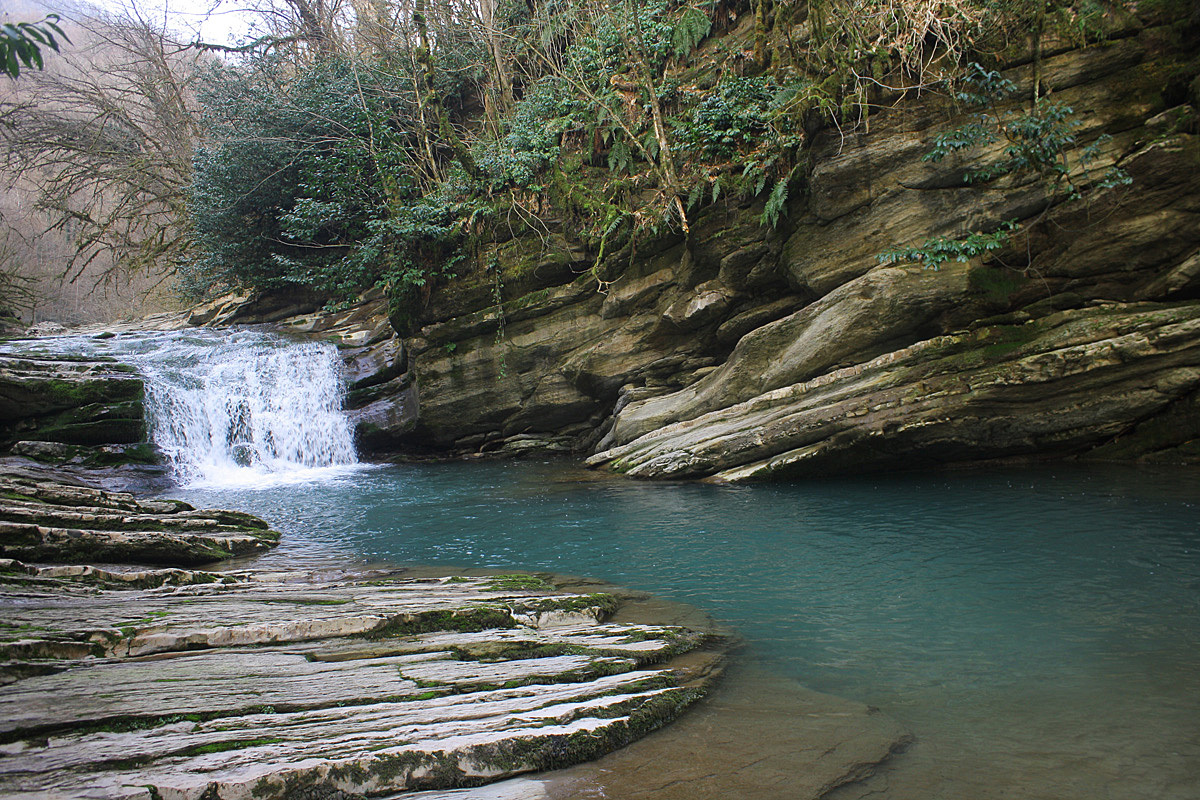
[128,331,358,486]
[6,329,360,487]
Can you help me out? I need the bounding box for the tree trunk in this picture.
[754,0,771,70]
[414,0,480,178]
[628,0,689,233]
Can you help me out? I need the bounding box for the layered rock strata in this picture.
[0,474,279,565]
[0,354,146,450]
[0,349,166,490]
[0,564,730,799]
[588,302,1200,479]
[283,13,1200,477]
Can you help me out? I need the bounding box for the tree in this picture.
[0,7,199,286]
[185,50,473,308]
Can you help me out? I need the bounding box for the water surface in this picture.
[175,459,1200,799]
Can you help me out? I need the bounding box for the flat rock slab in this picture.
[0,474,280,565]
[0,563,724,799]
[394,663,911,800]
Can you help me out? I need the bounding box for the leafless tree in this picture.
[0,3,202,289]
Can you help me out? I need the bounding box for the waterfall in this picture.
[20,329,360,488]
[131,331,359,486]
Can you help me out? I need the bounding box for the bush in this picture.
[184,54,471,307]
[674,77,777,159]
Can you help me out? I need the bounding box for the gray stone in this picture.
[0,565,726,800]
[0,474,279,565]
[589,303,1200,480]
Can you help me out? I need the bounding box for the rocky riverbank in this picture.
[0,559,733,799]
[0,470,772,799]
[123,5,1196,482]
[0,347,169,491]
[0,473,279,566]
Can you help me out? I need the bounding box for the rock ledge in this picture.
[0,562,726,799]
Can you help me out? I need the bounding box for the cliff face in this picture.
[260,13,1200,479]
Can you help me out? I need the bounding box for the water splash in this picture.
[8,329,360,488]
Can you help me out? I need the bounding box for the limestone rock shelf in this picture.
[0,475,280,566]
[587,301,1200,480]
[0,563,725,799]
[0,353,146,452]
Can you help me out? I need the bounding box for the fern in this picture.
[672,7,712,58]
[761,179,789,228]
[641,130,660,160]
[877,221,1017,270]
[607,139,634,174]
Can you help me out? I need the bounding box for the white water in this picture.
[6,330,361,488]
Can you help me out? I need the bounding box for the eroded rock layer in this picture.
[0,475,280,566]
[0,354,146,449]
[0,564,730,800]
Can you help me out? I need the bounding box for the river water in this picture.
[172,460,1200,800]
[8,331,1200,798]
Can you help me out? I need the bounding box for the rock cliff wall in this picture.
[222,12,1200,479]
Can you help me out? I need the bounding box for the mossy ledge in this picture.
[0,474,279,567]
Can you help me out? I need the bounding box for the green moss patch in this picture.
[483,574,555,592]
[360,607,519,640]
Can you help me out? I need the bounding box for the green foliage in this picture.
[886,54,1135,271]
[970,100,1078,183]
[671,5,712,57]
[928,63,1130,195]
[185,53,476,312]
[478,77,584,188]
[674,77,777,159]
[1,15,68,78]
[947,63,1017,108]
[178,0,1149,314]
[761,178,790,229]
[878,221,1018,269]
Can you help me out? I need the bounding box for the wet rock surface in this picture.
[0,562,731,800]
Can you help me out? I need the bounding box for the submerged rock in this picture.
[0,564,729,799]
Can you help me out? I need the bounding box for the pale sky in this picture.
[54,0,263,46]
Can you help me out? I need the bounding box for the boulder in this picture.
[604,263,976,449]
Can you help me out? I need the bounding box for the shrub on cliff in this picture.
[183,53,474,305]
[178,0,1153,310]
